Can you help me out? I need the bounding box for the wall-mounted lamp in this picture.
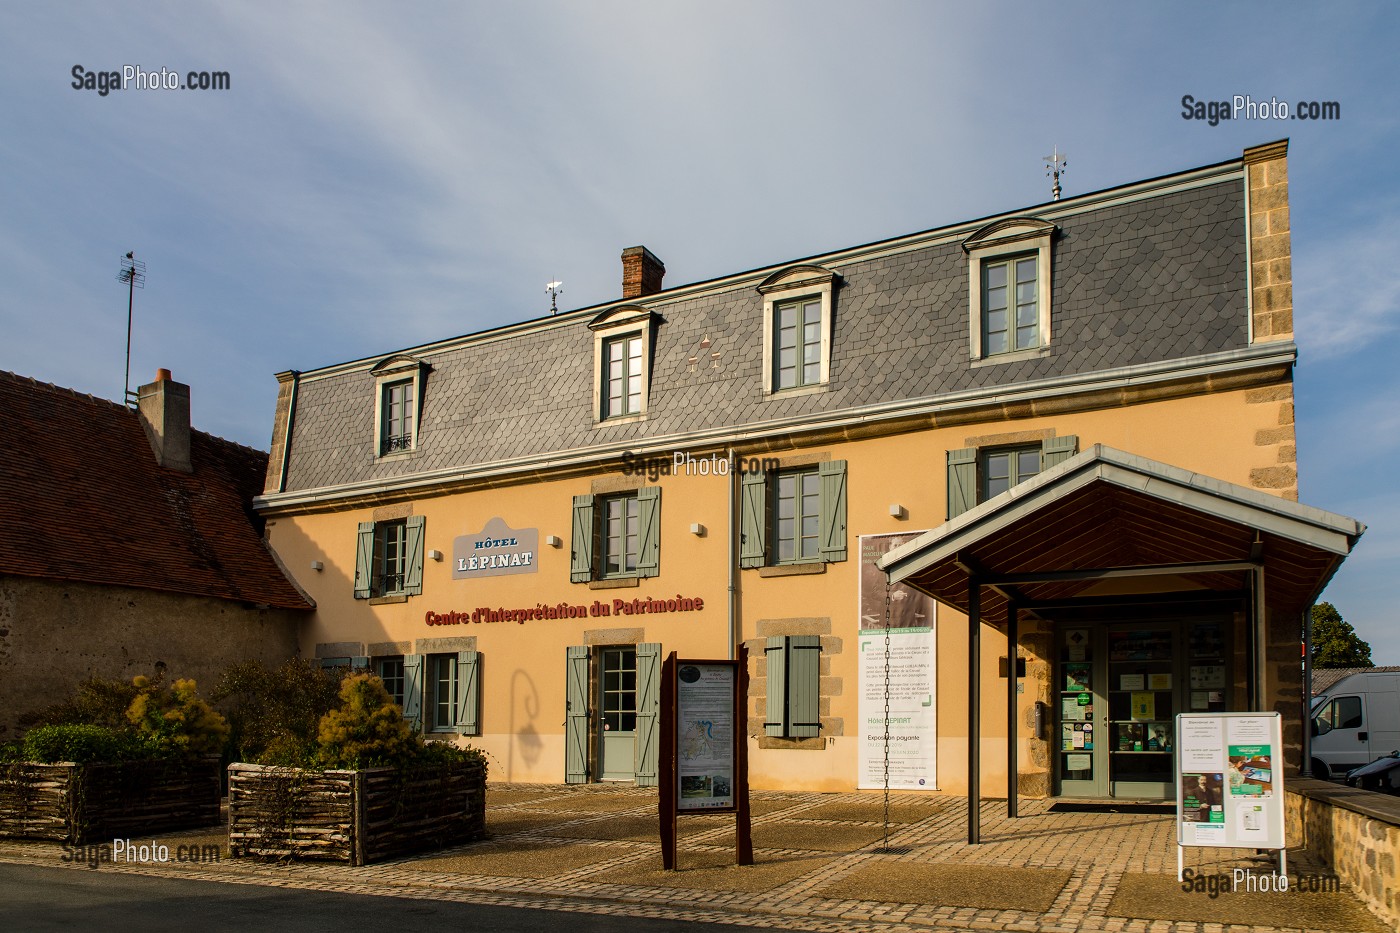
[545,535,562,548]
[889,504,907,520]
[310,560,324,572]
[690,523,706,537]
[427,549,443,562]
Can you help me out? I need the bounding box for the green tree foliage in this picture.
[316,674,415,768]
[1311,602,1373,669]
[210,658,343,763]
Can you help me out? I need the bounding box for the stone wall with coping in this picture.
[1285,777,1399,928]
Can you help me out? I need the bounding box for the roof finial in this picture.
[546,280,563,315]
[1044,145,1068,201]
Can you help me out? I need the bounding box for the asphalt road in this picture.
[0,863,733,933]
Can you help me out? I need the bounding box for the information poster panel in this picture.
[675,663,735,811]
[1175,712,1284,851]
[857,532,938,790]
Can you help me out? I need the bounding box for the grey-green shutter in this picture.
[1041,434,1079,470]
[455,649,480,735]
[947,448,978,519]
[565,646,590,783]
[764,636,787,737]
[351,656,369,670]
[788,635,822,738]
[818,460,847,563]
[571,495,595,583]
[402,654,425,730]
[636,486,661,578]
[740,468,767,568]
[634,642,661,786]
[353,522,374,598]
[404,514,426,595]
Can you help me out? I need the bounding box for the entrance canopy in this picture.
[877,445,1364,843]
[879,446,1364,621]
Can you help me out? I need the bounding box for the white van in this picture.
[1310,669,1400,779]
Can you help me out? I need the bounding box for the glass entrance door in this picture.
[1105,626,1178,798]
[598,646,637,782]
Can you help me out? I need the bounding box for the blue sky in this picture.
[2,3,1396,661]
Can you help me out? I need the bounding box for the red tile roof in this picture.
[0,370,312,610]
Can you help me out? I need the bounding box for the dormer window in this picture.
[962,217,1056,364]
[370,354,429,459]
[590,304,660,425]
[758,265,839,396]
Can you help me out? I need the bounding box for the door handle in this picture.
[1359,732,1369,741]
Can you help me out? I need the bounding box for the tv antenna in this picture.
[1044,145,1068,201]
[117,251,146,408]
[546,280,563,315]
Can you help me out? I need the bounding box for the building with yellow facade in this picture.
[253,140,1362,807]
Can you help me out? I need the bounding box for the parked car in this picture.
[1310,670,1400,779]
[1344,751,1400,795]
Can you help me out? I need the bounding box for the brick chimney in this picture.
[621,246,665,299]
[137,368,192,472]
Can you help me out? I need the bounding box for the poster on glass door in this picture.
[1175,712,1284,850]
[858,532,938,790]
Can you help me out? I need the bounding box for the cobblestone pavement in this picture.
[0,785,1384,933]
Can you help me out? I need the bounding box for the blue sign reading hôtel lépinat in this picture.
[451,517,538,579]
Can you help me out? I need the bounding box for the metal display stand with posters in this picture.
[1175,711,1285,881]
[658,648,753,869]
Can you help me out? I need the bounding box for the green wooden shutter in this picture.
[634,642,661,787]
[455,649,480,735]
[636,486,661,578]
[818,460,848,563]
[565,646,590,783]
[402,654,425,730]
[788,635,822,738]
[947,447,978,519]
[1042,434,1079,470]
[740,468,768,568]
[404,514,426,595]
[353,522,374,598]
[571,495,595,583]
[350,656,369,670]
[764,636,787,737]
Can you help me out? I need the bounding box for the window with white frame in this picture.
[589,305,656,424]
[370,354,429,457]
[739,460,847,569]
[946,435,1078,519]
[963,218,1055,363]
[757,265,838,396]
[378,657,405,709]
[602,333,644,419]
[571,486,661,582]
[353,515,425,599]
[429,653,457,733]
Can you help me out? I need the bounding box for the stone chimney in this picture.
[621,246,665,299]
[137,368,192,472]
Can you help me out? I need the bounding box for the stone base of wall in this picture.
[1286,777,1399,928]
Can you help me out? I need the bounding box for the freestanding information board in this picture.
[658,648,753,869]
[1175,712,1286,880]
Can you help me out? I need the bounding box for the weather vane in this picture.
[1044,145,1068,201]
[117,251,146,408]
[546,280,563,315]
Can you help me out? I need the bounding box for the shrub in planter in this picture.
[0,677,225,843]
[228,673,487,865]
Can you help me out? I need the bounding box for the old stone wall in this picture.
[1286,777,1400,928]
[0,574,303,739]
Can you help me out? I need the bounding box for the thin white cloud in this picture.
[1295,210,1400,359]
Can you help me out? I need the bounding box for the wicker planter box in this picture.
[0,757,222,844]
[227,758,486,865]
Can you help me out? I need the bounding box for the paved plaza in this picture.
[0,784,1386,932]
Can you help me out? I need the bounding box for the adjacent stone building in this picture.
[0,369,312,737]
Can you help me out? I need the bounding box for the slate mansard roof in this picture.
[267,153,1289,504]
[0,371,312,610]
